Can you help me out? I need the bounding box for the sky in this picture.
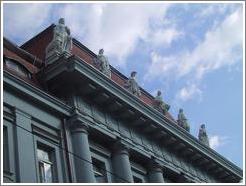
[3,2,244,169]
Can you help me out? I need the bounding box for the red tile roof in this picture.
[3,48,42,88]
[3,48,39,74]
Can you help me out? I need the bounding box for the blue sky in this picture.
[3,2,244,168]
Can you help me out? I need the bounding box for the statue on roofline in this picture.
[153,90,170,115]
[177,108,190,132]
[198,124,210,147]
[45,18,72,64]
[64,26,72,52]
[93,48,111,78]
[124,71,141,97]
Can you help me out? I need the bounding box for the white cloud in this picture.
[198,4,225,17]
[145,6,243,80]
[3,3,180,68]
[176,83,202,102]
[146,28,182,47]
[3,3,52,43]
[4,4,243,102]
[197,3,239,18]
[57,3,171,67]
[178,6,243,79]
[144,6,243,103]
[144,51,177,81]
[209,135,229,150]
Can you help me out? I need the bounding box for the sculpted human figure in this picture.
[45,18,72,62]
[64,27,72,52]
[198,124,210,147]
[177,109,190,132]
[124,71,141,97]
[94,49,111,78]
[153,90,170,115]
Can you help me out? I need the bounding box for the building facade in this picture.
[2,20,243,183]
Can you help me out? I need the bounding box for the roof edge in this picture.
[72,38,156,100]
[21,24,55,49]
[3,37,43,68]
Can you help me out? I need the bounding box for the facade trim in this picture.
[42,56,243,177]
[3,58,243,181]
[3,70,72,116]
[55,55,242,178]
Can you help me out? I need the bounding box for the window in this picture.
[37,146,54,183]
[3,115,16,182]
[92,158,108,183]
[131,162,147,183]
[3,126,9,171]
[4,57,31,78]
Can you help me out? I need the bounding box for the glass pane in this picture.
[93,159,107,183]
[44,163,53,182]
[5,59,30,78]
[37,148,50,161]
[39,161,53,183]
[17,67,28,77]
[37,146,54,183]
[6,60,18,71]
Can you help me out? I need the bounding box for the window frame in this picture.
[90,143,112,183]
[92,157,108,183]
[3,110,16,182]
[36,144,55,183]
[3,56,32,79]
[3,126,10,172]
[33,136,63,183]
[131,162,147,183]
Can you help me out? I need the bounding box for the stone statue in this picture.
[198,124,210,147]
[124,71,141,97]
[45,18,72,64]
[153,90,170,115]
[177,109,190,132]
[64,27,72,52]
[93,49,111,78]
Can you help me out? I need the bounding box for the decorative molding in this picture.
[4,55,242,181]
[68,113,89,134]
[3,70,72,116]
[60,56,242,179]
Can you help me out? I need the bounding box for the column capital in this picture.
[70,122,89,134]
[112,138,130,156]
[68,114,89,134]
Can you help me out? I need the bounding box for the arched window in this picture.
[4,57,32,78]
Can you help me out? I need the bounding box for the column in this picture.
[112,140,133,183]
[70,120,96,183]
[148,158,165,183]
